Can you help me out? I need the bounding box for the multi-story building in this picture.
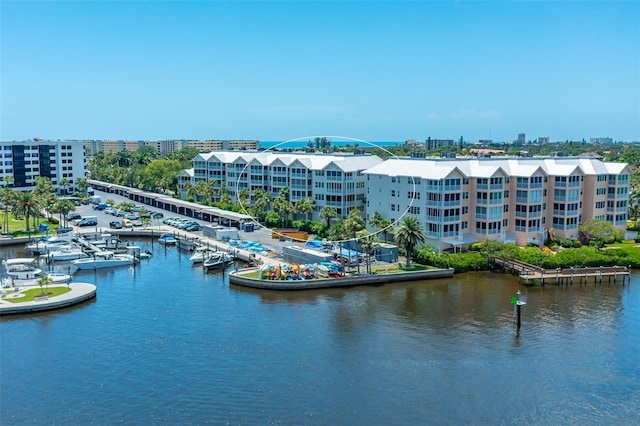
[364,156,631,249]
[179,151,382,220]
[85,139,260,157]
[0,140,86,193]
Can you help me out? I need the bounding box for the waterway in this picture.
[1,242,638,424]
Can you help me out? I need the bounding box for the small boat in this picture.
[3,258,71,287]
[71,251,136,272]
[189,246,216,264]
[26,235,76,255]
[203,252,234,271]
[46,245,88,262]
[158,234,178,245]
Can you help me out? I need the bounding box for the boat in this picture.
[158,233,178,245]
[189,246,216,264]
[70,251,136,272]
[2,258,71,287]
[46,245,89,262]
[203,252,234,271]
[26,235,77,255]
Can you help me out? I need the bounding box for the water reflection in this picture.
[1,241,637,425]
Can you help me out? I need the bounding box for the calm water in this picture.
[1,242,639,425]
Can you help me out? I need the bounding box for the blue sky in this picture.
[2,1,639,143]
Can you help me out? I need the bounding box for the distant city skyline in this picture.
[1,1,638,142]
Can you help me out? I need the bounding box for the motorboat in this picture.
[46,245,88,262]
[189,246,216,264]
[4,258,42,279]
[71,251,136,272]
[158,233,178,245]
[203,252,234,271]
[2,258,71,287]
[26,235,76,255]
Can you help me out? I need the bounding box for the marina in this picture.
[0,245,637,424]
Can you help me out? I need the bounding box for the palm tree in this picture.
[54,198,75,227]
[359,233,380,274]
[183,182,196,201]
[295,197,315,221]
[394,216,426,268]
[273,187,293,228]
[369,211,383,230]
[219,185,232,206]
[75,177,89,197]
[195,180,209,202]
[253,188,272,222]
[14,191,40,232]
[319,206,337,228]
[238,188,250,212]
[0,179,15,234]
[59,178,70,195]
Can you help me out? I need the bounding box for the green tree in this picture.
[253,188,272,221]
[579,218,624,246]
[53,198,75,227]
[0,178,15,234]
[273,187,293,228]
[394,216,426,267]
[75,177,89,196]
[14,191,40,232]
[59,178,70,195]
[219,185,233,206]
[319,206,337,228]
[238,188,250,212]
[295,197,315,221]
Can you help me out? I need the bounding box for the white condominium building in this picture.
[179,151,382,220]
[0,140,86,193]
[364,157,631,249]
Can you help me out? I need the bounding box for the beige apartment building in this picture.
[85,139,259,157]
[364,156,631,249]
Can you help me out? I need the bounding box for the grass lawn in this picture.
[3,286,72,303]
[0,212,61,236]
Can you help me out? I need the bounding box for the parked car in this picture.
[57,227,74,234]
[125,214,139,220]
[109,220,123,229]
[77,217,98,227]
[132,219,143,227]
[67,212,82,221]
[185,224,201,232]
[152,212,164,219]
[121,218,132,228]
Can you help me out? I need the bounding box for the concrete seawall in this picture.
[228,268,455,290]
[0,283,97,316]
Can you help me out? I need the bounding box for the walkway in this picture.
[494,257,632,285]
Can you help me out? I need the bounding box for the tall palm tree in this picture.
[319,206,337,228]
[0,179,15,234]
[59,178,70,195]
[237,188,250,212]
[394,216,426,268]
[273,188,293,228]
[14,191,40,232]
[294,197,315,221]
[53,198,75,227]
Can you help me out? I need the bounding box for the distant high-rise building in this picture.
[538,136,549,144]
[516,133,526,145]
[590,137,613,144]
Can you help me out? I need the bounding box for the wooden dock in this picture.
[494,258,632,286]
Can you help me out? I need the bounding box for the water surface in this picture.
[1,244,638,424]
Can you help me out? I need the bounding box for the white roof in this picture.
[196,151,382,172]
[363,156,629,179]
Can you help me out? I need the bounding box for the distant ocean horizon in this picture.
[260,140,403,149]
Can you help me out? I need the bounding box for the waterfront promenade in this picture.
[494,257,632,285]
